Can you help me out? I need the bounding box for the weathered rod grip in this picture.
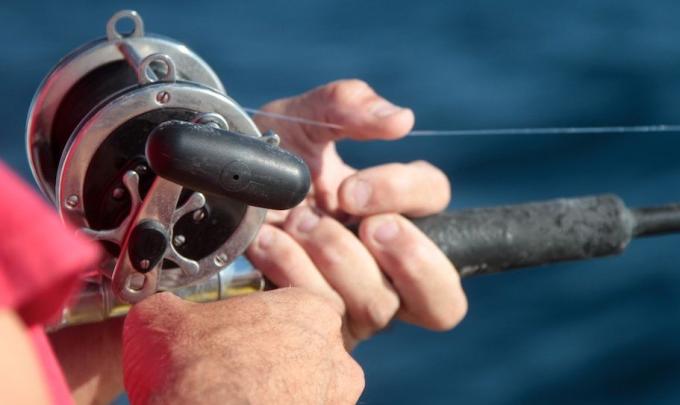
[411,195,636,277]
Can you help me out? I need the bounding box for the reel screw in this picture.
[156,91,171,104]
[192,208,206,222]
[139,259,151,270]
[214,253,228,267]
[262,130,281,146]
[65,194,80,209]
[173,234,186,247]
[112,187,126,200]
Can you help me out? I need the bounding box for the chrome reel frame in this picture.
[26,10,266,309]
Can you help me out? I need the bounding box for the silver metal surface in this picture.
[106,10,145,41]
[193,112,230,130]
[55,82,266,302]
[80,170,141,245]
[137,53,177,85]
[49,256,266,330]
[26,11,225,202]
[173,234,186,246]
[30,9,270,314]
[111,177,179,302]
[262,130,281,146]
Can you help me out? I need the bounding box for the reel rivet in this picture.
[192,208,206,222]
[156,91,171,104]
[262,130,281,146]
[214,253,228,267]
[173,234,186,246]
[65,194,80,209]
[134,165,147,174]
[112,187,125,199]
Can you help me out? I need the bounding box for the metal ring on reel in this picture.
[106,10,145,41]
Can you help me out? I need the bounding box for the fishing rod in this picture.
[26,10,680,328]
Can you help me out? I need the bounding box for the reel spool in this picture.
[26,10,309,326]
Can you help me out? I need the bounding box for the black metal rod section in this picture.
[631,204,680,237]
[410,194,659,277]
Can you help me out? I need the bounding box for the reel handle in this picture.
[146,121,311,210]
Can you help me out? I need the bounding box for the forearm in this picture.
[49,318,125,405]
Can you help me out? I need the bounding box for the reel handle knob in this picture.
[146,121,311,210]
[128,220,169,273]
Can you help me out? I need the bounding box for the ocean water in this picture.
[2,1,680,404]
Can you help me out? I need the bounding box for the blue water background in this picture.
[2,1,680,404]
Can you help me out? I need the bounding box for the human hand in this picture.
[122,288,364,405]
[247,80,467,348]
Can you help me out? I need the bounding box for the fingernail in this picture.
[346,179,372,210]
[296,208,320,233]
[372,101,403,118]
[257,226,275,249]
[373,219,400,243]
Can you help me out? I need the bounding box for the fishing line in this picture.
[243,107,343,129]
[244,107,680,137]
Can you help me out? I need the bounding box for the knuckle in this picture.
[394,242,431,284]
[410,160,451,205]
[357,215,379,244]
[318,306,344,333]
[288,288,343,329]
[410,159,436,170]
[357,293,399,333]
[395,261,426,287]
[382,167,409,193]
[309,224,355,268]
[315,250,345,271]
[359,214,400,244]
[271,238,302,265]
[364,218,427,275]
[343,357,366,398]
[317,79,372,105]
[428,292,468,331]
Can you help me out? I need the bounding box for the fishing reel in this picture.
[26,10,309,327]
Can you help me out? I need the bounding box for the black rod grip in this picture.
[411,195,636,277]
[146,121,311,210]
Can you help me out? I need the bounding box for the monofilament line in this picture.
[243,107,343,129]
[408,125,680,137]
[244,107,680,137]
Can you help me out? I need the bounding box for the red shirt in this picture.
[0,161,100,404]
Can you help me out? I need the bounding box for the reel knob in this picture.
[128,221,170,273]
